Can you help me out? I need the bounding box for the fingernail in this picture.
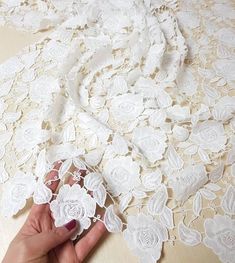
[64,219,77,231]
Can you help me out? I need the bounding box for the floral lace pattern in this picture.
[50,183,96,236]
[0,0,234,262]
[204,215,235,263]
[124,214,168,263]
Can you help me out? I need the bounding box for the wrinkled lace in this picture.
[0,0,234,263]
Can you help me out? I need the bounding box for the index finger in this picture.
[30,161,62,213]
[44,161,62,192]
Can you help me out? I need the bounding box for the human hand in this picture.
[2,163,107,263]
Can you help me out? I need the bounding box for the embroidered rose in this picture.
[190,120,227,153]
[123,213,168,263]
[110,94,143,123]
[169,164,208,202]
[0,172,36,217]
[212,96,235,122]
[50,184,96,235]
[213,59,235,81]
[29,75,60,104]
[132,127,167,162]
[14,120,50,152]
[204,215,235,263]
[103,156,140,196]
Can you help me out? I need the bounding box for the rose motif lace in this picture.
[0,0,234,263]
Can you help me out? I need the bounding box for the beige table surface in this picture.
[0,26,220,263]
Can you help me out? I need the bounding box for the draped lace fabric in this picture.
[0,0,235,262]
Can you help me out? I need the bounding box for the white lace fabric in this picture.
[0,0,235,262]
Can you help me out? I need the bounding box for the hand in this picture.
[2,163,107,263]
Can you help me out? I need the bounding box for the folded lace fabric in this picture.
[0,1,235,263]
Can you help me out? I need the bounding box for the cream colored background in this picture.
[0,27,220,263]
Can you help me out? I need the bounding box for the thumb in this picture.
[30,219,78,254]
